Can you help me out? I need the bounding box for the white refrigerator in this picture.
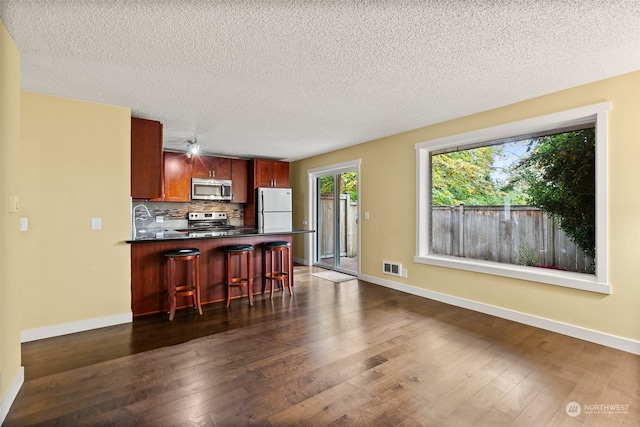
[257,187,293,232]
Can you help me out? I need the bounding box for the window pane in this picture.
[430,129,595,274]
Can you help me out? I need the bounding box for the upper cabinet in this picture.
[163,153,241,202]
[131,117,163,200]
[231,159,248,203]
[163,152,191,202]
[254,158,290,188]
[191,155,232,180]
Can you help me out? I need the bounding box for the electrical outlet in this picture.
[156,216,164,223]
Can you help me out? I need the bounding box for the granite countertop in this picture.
[126,228,313,243]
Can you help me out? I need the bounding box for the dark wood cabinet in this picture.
[131,117,163,200]
[254,159,273,188]
[164,153,244,202]
[254,158,290,188]
[191,155,232,179]
[163,152,191,202]
[271,161,290,188]
[231,159,248,203]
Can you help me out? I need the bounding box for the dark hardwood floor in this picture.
[5,266,639,426]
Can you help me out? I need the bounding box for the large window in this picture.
[415,103,610,294]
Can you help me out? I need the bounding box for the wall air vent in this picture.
[382,261,403,277]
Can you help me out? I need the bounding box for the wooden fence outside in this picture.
[319,195,358,258]
[432,205,594,274]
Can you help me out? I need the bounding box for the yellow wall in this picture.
[20,92,131,330]
[0,19,23,414]
[291,71,640,342]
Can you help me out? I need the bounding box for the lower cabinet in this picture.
[130,235,293,316]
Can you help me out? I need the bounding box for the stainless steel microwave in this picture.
[191,178,232,201]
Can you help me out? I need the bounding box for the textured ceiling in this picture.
[1,1,639,161]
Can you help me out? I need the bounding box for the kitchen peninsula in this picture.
[127,228,311,317]
[129,116,312,316]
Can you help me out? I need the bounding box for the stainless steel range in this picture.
[187,212,237,237]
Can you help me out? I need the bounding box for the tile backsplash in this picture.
[132,201,244,226]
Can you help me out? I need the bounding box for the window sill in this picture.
[414,254,611,295]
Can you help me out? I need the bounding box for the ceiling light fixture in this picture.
[186,138,200,158]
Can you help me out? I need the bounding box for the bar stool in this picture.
[224,244,254,307]
[262,241,293,299]
[165,248,202,321]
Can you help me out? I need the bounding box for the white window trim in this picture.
[415,102,611,294]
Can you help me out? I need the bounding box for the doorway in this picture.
[308,161,360,275]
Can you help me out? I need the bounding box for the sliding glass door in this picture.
[315,169,358,274]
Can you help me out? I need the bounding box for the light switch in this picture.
[364,211,370,220]
[91,217,102,230]
[9,195,19,213]
[20,217,28,231]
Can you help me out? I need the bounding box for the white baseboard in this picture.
[360,273,640,355]
[1,366,24,424]
[21,312,133,343]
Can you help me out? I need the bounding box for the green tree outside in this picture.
[432,145,527,206]
[320,171,358,202]
[515,128,596,258]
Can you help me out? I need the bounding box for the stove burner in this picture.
[187,211,236,233]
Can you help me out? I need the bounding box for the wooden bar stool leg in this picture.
[269,249,277,299]
[285,247,293,295]
[247,250,254,306]
[194,254,203,315]
[278,248,285,295]
[261,248,267,295]
[225,251,232,308]
[263,246,274,298]
[168,257,177,321]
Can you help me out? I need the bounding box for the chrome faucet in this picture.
[132,204,152,238]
